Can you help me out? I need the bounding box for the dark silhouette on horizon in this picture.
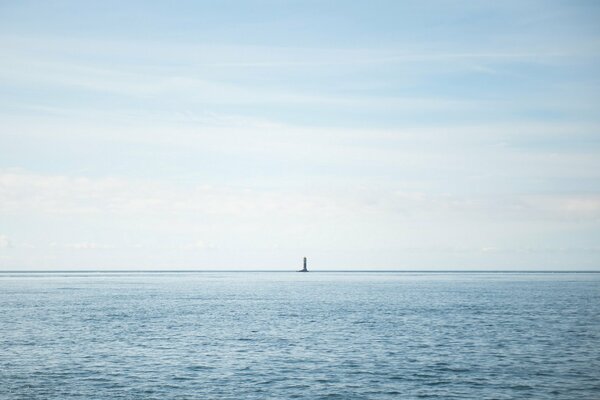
[298,257,308,272]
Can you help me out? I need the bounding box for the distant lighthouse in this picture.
[298,257,308,272]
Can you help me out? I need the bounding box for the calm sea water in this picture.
[1,272,599,399]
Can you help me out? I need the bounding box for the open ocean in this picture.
[1,271,599,399]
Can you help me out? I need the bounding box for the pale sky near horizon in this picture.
[1,1,600,270]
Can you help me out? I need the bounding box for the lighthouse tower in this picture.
[299,257,308,272]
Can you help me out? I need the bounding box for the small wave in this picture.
[187,365,215,371]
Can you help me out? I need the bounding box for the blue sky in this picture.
[1,1,599,270]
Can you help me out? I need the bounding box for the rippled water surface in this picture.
[1,272,599,399]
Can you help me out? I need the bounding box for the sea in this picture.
[1,271,599,399]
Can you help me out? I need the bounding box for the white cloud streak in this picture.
[2,169,599,222]
[0,234,11,249]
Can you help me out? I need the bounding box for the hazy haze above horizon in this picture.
[1,1,600,270]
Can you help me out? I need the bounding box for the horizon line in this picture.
[1,269,599,273]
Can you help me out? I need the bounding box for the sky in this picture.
[1,0,600,270]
